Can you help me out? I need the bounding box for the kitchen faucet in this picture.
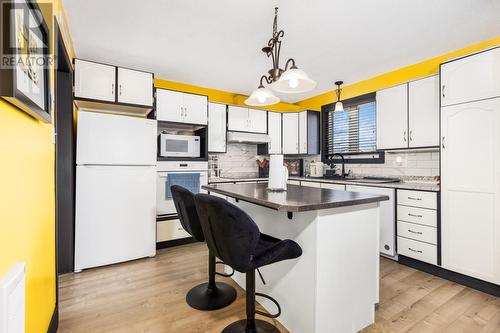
[330,153,347,178]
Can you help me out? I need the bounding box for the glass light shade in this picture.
[272,68,317,93]
[334,101,344,112]
[245,86,280,106]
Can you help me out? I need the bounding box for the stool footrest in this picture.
[255,292,281,319]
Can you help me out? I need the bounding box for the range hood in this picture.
[227,131,271,144]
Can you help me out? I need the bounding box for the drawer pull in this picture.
[408,213,423,218]
[407,196,422,201]
[408,229,423,235]
[408,247,423,253]
[177,228,183,231]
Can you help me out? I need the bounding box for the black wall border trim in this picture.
[47,305,58,333]
[398,255,500,297]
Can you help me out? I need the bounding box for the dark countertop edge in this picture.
[207,177,440,192]
[202,184,390,212]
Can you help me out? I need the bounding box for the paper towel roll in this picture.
[268,154,286,191]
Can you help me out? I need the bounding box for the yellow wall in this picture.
[297,36,500,111]
[0,1,74,332]
[155,78,301,112]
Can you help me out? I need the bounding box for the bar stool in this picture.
[194,193,303,333]
[171,185,237,310]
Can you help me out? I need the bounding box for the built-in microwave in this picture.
[159,133,200,158]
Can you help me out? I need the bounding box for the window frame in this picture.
[321,92,385,164]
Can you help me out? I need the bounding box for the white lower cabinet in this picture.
[287,180,300,186]
[320,183,345,191]
[397,236,437,265]
[397,221,437,245]
[300,181,321,188]
[157,219,190,242]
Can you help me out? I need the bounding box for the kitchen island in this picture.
[202,183,389,333]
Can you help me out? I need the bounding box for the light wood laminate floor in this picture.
[59,243,500,333]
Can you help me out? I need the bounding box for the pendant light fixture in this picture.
[334,81,344,112]
[245,7,317,107]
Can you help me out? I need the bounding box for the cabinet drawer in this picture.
[287,180,300,185]
[397,189,437,209]
[397,205,437,227]
[301,181,321,188]
[321,183,345,191]
[397,221,437,245]
[157,219,191,242]
[398,236,437,265]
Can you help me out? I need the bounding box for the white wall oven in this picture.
[156,161,208,218]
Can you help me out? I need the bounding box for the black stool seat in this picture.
[195,193,302,333]
[171,185,237,311]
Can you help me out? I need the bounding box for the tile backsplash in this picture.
[210,144,440,180]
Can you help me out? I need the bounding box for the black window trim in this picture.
[321,92,385,164]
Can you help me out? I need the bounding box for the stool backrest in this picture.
[171,185,205,242]
[194,193,260,273]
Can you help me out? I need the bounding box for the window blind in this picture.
[326,99,377,155]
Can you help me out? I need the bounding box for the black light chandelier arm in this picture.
[284,58,297,71]
[259,74,273,87]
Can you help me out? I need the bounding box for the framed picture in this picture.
[0,0,51,122]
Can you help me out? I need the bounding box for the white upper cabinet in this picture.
[208,103,227,153]
[248,109,267,133]
[441,47,500,107]
[441,97,500,284]
[376,83,409,150]
[282,112,299,154]
[75,59,116,102]
[227,105,250,132]
[268,112,282,154]
[299,111,308,154]
[156,89,207,125]
[408,76,439,147]
[227,106,267,133]
[183,93,208,125]
[117,68,153,107]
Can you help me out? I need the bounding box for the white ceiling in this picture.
[62,0,500,103]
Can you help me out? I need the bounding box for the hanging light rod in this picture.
[334,81,344,112]
[245,7,316,107]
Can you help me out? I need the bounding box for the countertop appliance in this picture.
[258,158,303,178]
[159,133,200,158]
[75,111,157,272]
[156,161,208,217]
[309,161,324,178]
[268,155,288,191]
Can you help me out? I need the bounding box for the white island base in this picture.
[226,200,380,333]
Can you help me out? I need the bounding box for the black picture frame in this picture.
[0,0,51,122]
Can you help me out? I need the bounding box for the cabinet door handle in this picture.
[408,247,423,254]
[409,130,413,142]
[111,83,115,95]
[442,136,445,149]
[408,229,423,235]
[442,85,446,98]
[408,213,423,218]
[407,196,422,201]
[403,130,407,142]
[119,84,122,96]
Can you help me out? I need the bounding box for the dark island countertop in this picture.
[202,183,389,212]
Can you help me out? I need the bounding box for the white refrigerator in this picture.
[75,111,157,271]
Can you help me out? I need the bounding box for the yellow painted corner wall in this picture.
[0,1,74,332]
[154,78,301,112]
[297,36,500,111]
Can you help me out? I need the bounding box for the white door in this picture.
[117,68,153,106]
[74,59,116,102]
[299,111,308,154]
[268,112,282,154]
[441,47,500,107]
[76,111,157,166]
[156,89,184,122]
[228,105,249,132]
[208,103,227,152]
[408,76,439,147]
[376,83,408,149]
[248,109,267,133]
[282,113,299,154]
[183,93,208,125]
[75,165,156,271]
[441,98,500,284]
[346,185,396,257]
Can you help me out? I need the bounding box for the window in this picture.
[322,93,382,163]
